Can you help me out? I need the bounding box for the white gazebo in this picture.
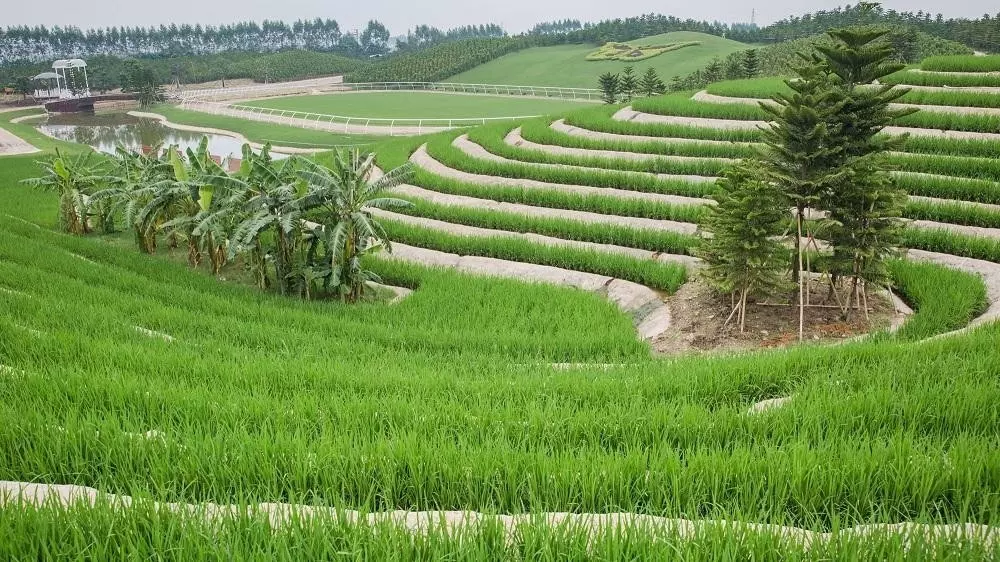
[49,59,90,99]
[30,71,61,99]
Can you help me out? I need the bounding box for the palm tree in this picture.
[292,150,412,303]
[21,150,104,235]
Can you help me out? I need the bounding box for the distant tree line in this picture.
[394,24,506,52]
[0,19,505,65]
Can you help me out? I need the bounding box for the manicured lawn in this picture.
[445,31,750,88]
[238,91,592,120]
[149,104,381,148]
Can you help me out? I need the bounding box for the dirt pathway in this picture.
[2,481,997,548]
[0,125,38,156]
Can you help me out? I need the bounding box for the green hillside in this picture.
[445,31,749,88]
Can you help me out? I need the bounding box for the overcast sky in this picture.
[3,1,995,34]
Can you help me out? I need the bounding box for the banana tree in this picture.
[89,144,174,252]
[291,150,412,303]
[21,150,104,235]
[158,138,244,271]
[222,144,306,292]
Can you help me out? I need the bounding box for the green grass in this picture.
[149,104,380,148]
[445,32,749,89]
[238,91,591,120]
[0,108,88,154]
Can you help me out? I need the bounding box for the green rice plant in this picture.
[890,152,1000,182]
[884,70,1000,88]
[892,110,1000,134]
[894,173,1000,205]
[897,136,1000,159]
[466,122,731,177]
[707,77,1000,109]
[902,226,1000,263]
[381,219,688,292]
[424,130,717,198]
[631,92,771,120]
[375,136,711,223]
[562,104,764,142]
[395,198,699,255]
[705,77,793,99]
[905,199,1000,229]
[921,55,1000,73]
[888,259,988,340]
[519,118,759,159]
[897,89,1000,109]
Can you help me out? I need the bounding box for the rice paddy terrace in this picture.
[3,54,1000,557]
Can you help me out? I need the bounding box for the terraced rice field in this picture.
[3,61,1000,557]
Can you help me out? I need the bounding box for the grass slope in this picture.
[445,32,749,89]
[239,91,592,120]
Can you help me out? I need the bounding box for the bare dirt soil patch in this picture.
[654,278,899,355]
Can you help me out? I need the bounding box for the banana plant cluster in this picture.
[26,138,413,303]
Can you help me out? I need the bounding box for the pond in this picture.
[35,112,286,159]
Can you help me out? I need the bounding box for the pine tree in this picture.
[703,57,724,83]
[696,163,791,333]
[641,67,666,96]
[742,49,760,78]
[759,58,846,339]
[598,72,620,104]
[668,73,684,93]
[816,27,912,320]
[619,65,638,101]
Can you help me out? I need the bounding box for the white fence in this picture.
[341,82,602,101]
[178,80,602,102]
[179,98,546,136]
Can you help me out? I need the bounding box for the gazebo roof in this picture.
[52,59,87,69]
[32,72,60,80]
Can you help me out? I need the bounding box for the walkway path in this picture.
[2,480,997,547]
[0,125,38,156]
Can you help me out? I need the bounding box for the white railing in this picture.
[340,82,602,101]
[179,98,546,136]
[174,77,344,101]
[178,80,602,102]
